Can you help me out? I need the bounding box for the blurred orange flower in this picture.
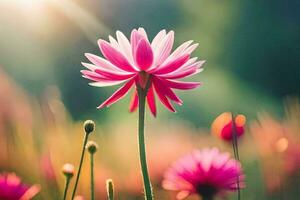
[250,98,300,193]
[211,112,246,141]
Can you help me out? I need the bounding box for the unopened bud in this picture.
[106,179,114,200]
[62,163,75,177]
[74,195,85,200]
[84,120,95,134]
[86,141,98,154]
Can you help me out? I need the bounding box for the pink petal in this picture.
[82,62,133,76]
[129,89,138,112]
[165,57,201,76]
[81,62,98,71]
[180,57,199,69]
[159,68,201,79]
[180,60,205,71]
[82,70,128,87]
[153,77,183,105]
[135,38,153,70]
[138,27,149,41]
[153,81,176,112]
[162,40,193,64]
[97,79,135,109]
[151,29,166,50]
[116,31,134,64]
[152,54,190,75]
[81,69,134,84]
[131,29,144,57]
[176,191,191,200]
[162,79,201,90]
[182,43,199,55]
[109,35,119,48]
[154,31,174,66]
[89,80,127,87]
[85,53,128,73]
[146,85,157,116]
[81,70,108,81]
[98,40,136,72]
[158,61,204,79]
[94,69,135,80]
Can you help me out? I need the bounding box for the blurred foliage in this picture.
[1,0,299,124]
[0,70,300,199]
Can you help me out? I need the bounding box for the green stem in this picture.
[231,113,241,200]
[90,153,95,200]
[71,132,89,199]
[203,196,213,200]
[63,177,71,200]
[137,83,153,200]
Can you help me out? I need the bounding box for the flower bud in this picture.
[211,112,246,141]
[84,120,95,134]
[86,141,98,154]
[106,179,114,200]
[74,195,85,200]
[62,163,75,178]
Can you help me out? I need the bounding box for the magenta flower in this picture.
[162,148,244,200]
[0,173,40,200]
[81,28,205,116]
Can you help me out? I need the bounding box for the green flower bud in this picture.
[86,141,98,154]
[84,120,95,134]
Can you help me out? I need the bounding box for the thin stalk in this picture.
[137,80,153,200]
[106,179,114,200]
[63,177,71,200]
[203,196,213,200]
[90,153,95,200]
[71,133,89,199]
[231,113,241,200]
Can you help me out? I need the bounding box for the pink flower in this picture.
[81,28,205,116]
[0,173,40,200]
[162,148,244,200]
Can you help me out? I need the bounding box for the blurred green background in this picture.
[1,1,300,200]
[1,0,299,125]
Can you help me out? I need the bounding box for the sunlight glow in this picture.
[4,0,46,9]
[1,0,109,42]
[48,0,109,41]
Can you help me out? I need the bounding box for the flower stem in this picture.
[71,132,89,199]
[231,113,241,200]
[137,81,153,200]
[203,196,213,200]
[63,176,71,200]
[90,153,95,200]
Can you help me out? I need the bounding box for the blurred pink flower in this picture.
[81,28,205,116]
[284,142,300,175]
[40,153,56,181]
[0,173,40,200]
[162,148,244,200]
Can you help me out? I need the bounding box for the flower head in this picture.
[74,195,85,200]
[62,163,75,177]
[162,148,244,200]
[0,173,40,200]
[86,141,98,154]
[84,120,95,134]
[81,28,205,116]
[211,112,246,141]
